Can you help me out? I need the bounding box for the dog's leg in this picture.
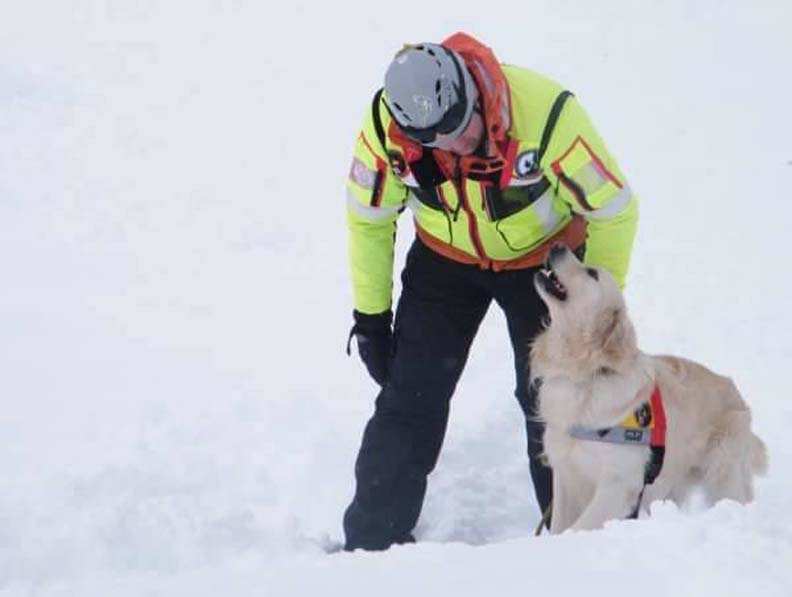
[570,478,643,531]
[702,410,757,505]
[702,459,754,505]
[664,472,698,507]
[549,468,579,534]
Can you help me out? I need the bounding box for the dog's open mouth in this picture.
[537,267,568,301]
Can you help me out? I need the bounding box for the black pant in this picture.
[344,239,551,551]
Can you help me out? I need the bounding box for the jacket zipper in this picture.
[451,169,489,267]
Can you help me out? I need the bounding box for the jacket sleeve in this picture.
[346,97,408,314]
[542,96,639,288]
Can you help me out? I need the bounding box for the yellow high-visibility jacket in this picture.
[346,65,638,314]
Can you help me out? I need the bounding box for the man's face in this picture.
[430,110,484,156]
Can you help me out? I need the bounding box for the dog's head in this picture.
[534,244,623,321]
[532,244,637,375]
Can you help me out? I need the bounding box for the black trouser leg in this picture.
[344,242,490,551]
[493,266,553,517]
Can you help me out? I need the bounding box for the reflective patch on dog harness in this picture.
[569,424,651,445]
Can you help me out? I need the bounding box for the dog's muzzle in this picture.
[535,266,567,301]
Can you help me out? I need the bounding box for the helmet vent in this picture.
[392,101,411,121]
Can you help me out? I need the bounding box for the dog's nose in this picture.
[549,243,569,263]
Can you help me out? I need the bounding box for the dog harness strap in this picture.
[568,385,667,487]
[568,425,651,445]
[644,386,666,485]
[649,385,666,447]
[630,387,667,518]
[568,386,659,446]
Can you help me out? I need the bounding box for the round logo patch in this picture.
[388,151,407,176]
[515,150,539,178]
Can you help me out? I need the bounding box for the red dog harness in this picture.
[569,385,667,486]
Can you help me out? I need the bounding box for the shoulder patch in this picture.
[349,157,377,189]
[551,136,623,211]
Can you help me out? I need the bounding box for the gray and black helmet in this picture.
[383,43,478,147]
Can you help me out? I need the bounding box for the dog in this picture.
[530,244,767,533]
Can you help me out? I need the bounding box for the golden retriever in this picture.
[530,244,767,533]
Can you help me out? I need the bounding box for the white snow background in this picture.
[1,1,791,595]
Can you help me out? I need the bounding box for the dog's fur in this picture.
[530,245,767,533]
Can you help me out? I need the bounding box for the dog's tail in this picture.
[707,409,767,481]
[702,409,767,504]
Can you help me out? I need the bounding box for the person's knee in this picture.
[375,384,450,418]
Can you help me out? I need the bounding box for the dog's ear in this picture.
[599,308,629,360]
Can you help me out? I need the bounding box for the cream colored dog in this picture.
[531,245,767,533]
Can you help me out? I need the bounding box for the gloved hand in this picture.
[346,310,393,386]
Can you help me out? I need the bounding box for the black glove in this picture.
[346,310,393,386]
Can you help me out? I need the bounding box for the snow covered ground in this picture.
[1,1,791,595]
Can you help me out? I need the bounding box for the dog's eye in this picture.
[586,268,599,281]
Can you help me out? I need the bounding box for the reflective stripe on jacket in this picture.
[347,57,638,314]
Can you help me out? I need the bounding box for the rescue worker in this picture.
[344,32,638,551]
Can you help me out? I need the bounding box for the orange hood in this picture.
[443,32,510,147]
